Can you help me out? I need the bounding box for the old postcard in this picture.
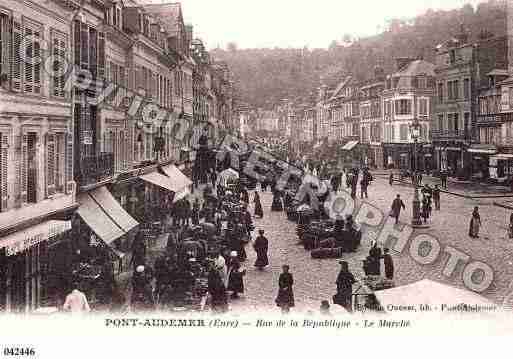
[0,0,512,357]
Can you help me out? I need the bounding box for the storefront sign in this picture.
[6,221,72,256]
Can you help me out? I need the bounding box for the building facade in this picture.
[382,58,435,171]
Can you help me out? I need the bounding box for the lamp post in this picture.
[410,118,423,227]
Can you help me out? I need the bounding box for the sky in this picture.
[145,0,485,49]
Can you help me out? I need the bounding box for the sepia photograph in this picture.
[0,0,512,357]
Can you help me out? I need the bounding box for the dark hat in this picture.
[258,229,264,234]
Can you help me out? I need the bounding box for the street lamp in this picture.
[410,118,423,227]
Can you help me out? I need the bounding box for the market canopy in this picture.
[77,193,126,244]
[88,186,139,233]
[0,220,71,256]
[77,186,138,244]
[467,144,498,155]
[374,279,495,311]
[161,164,193,192]
[342,140,359,151]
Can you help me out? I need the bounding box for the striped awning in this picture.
[77,186,138,244]
[342,141,359,151]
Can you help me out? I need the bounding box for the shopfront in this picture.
[467,144,498,181]
[0,220,72,312]
[76,186,139,277]
[489,154,513,183]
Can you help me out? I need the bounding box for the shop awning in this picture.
[161,164,193,191]
[374,279,495,313]
[0,220,71,256]
[89,186,138,233]
[77,193,126,244]
[140,171,182,192]
[342,140,359,151]
[467,144,498,155]
[490,153,513,160]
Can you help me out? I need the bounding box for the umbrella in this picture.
[297,204,312,212]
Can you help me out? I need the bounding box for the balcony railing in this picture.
[77,152,115,188]
[431,130,471,141]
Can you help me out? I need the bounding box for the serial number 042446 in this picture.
[3,348,35,356]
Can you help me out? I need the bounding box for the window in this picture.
[45,132,65,196]
[395,99,412,115]
[22,132,38,204]
[52,33,67,98]
[115,8,122,29]
[464,78,470,100]
[453,80,459,100]
[418,98,428,116]
[453,113,459,132]
[391,124,395,142]
[417,77,427,89]
[0,132,8,212]
[464,112,470,138]
[0,13,8,77]
[74,21,105,79]
[400,124,408,141]
[438,83,444,103]
[351,102,359,116]
[438,114,444,131]
[23,20,42,94]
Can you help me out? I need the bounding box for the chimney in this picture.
[509,0,513,73]
[374,66,385,81]
[456,23,469,44]
[395,57,414,71]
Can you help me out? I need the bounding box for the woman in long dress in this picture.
[275,265,294,313]
[469,206,481,238]
[253,230,269,269]
[227,254,246,299]
[253,192,263,218]
[208,269,228,313]
[271,190,283,212]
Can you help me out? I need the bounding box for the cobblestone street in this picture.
[227,177,513,313]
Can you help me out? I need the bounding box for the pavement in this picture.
[113,178,513,313]
[226,177,513,313]
[373,169,513,198]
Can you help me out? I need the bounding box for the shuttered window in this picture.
[0,14,9,78]
[0,132,8,211]
[80,22,89,69]
[98,32,105,79]
[52,33,67,98]
[89,28,97,78]
[64,131,73,194]
[23,20,42,94]
[45,134,56,196]
[10,19,22,92]
[45,132,65,197]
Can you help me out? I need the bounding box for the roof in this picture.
[393,59,435,77]
[328,76,352,101]
[142,3,182,34]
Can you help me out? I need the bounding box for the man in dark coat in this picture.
[382,248,394,280]
[433,185,441,211]
[253,229,269,269]
[391,194,406,224]
[334,261,356,312]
